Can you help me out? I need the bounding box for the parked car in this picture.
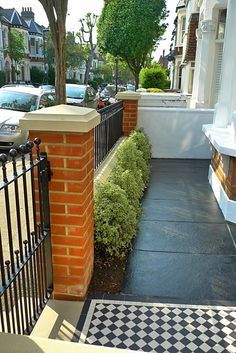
[98,85,126,108]
[126,84,135,92]
[66,84,98,109]
[0,86,56,150]
[1,83,35,88]
[39,84,55,91]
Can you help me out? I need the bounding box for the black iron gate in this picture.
[0,138,53,335]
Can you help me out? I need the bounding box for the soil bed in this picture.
[88,249,129,295]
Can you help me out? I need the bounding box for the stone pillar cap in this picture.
[115,91,141,100]
[19,104,101,133]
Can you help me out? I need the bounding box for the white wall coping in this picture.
[94,137,126,186]
[203,124,236,157]
[115,91,141,100]
[19,104,101,133]
[139,107,214,113]
[139,93,187,99]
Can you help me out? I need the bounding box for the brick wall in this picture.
[29,130,94,300]
[123,100,138,136]
[211,148,236,201]
[184,13,199,63]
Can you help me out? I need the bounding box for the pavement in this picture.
[75,159,236,352]
[123,159,236,305]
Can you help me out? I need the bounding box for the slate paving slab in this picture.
[145,181,216,201]
[123,159,236,303]
[134,221,236,255]
[124,251,236,301]
[142,198,225,223]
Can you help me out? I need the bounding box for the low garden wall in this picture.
[138,93,187,108]
[138,107,214,159]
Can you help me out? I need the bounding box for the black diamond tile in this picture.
[77,300,236,352]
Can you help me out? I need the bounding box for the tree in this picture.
[92,54,134,85]
[77,13,98,84]
[8,29,25,82]
[140,64,169,89]
[98,0,167,89]
[65,32,86,71]
[38,0,68,104]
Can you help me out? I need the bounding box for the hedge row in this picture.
[94,129,151,258]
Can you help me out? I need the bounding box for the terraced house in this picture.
[170,0,234,110]
[0,6,44,83]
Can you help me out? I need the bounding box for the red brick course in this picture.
[122,100,139,135]
[211,148,236,201]
[29,130,94,300]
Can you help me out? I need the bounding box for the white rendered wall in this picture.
[138,107,214,159]
[139,93,187,108]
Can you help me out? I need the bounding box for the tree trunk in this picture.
[38,0,67,104]
[134,72,139,91]
[11,64,15,83]
[84,58,92,84]
[55,44,66,104]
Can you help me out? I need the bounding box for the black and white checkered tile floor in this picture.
[78,300,236,352]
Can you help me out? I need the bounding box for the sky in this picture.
[0,0,177,60]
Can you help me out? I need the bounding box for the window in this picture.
[66,85,85,99]
[188,63,195,94]
[217,9,227,40]
[36,40,39,54]
[39,93,56,108]
[30,37,35,46]
[180,16,186,43]
[0,91,38,112]
[178,66,182,90]
[2,29,8,48]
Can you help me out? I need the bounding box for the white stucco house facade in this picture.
[170,0,235,111]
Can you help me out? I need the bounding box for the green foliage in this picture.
[164,79,171,89]
[129,129,152,162]
[89,77,104,90]
[94,181,137,257]
[65,32,86,69]
[116,139,150,187]
[94,129,151,258]
[146,88,164,93]
[97,0,167,88]
[110,165,143,217]
[30,67,45,85]
[8,29,25,64]
[140,65,168,89]
[47,66,55,85]
[0,71,6,87]
[66,78,79,84]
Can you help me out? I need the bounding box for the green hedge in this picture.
[140,65,169,90]
[146,88,164,93]
[94,129,152,258]
[0,71,6,87]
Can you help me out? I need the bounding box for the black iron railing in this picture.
[0,139,53,335]
[95,101,123,169]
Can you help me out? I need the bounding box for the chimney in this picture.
[21,7,35,21]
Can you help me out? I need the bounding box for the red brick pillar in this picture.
[116,92,141,136]
[20,105,100,300]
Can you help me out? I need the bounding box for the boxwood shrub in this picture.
[94,129,151,258]
[94,181,137,258]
